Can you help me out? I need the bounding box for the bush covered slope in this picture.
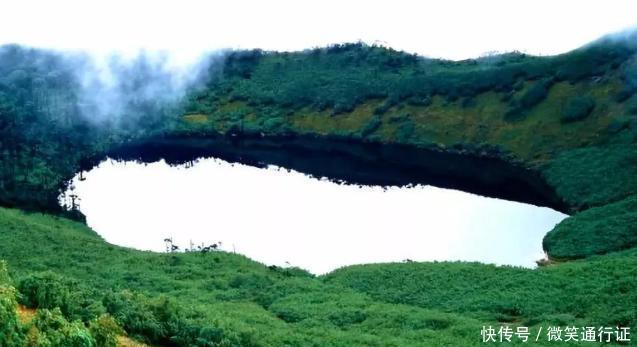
[0,208,510,346]
[0,259,125,347]
[175,34,637,260]
[543,195,637,259]
[1,31,637,345]
[180,34,637,166]
[1,207,634,346]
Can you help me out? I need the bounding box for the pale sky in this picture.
[1,0,636,62]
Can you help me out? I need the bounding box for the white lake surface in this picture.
[61,158,568,274]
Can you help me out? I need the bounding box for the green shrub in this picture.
[223,50,263,79]
[421,317,452,330]
[332,101,356,115]
[272,306,305,323]
[518,78,552,109]
[328,309,367,327]
[172,325,226,347]
[543,195,637,259]
[102,290,240,346]
[88,315,122,347]
[561,96,595,123]
[261,116,287,134]
[18,272,72,313]
[615,87,634,102]
[544,144,637,209]
[620,56,637,93]
[460,97,476,108]
[373,95,399,115]
[405,95,431,107]
[17,272,106,326]
[504,78,553,121]
[626,95,637,114]
[360,116,382,137]
[394,118,415,143]
[607,117,631,134]
[102,291,165,342]
[0,262,24,347]
[503,106,526,121]
[33,308,95,347]
[0,261,11,285]
[0,293,24,347]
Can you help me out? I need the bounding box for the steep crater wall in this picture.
[79,133,569,213]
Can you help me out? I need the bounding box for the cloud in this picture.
[71,50,215,124]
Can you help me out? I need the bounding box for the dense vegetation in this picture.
[325,251,637,329]
[0,207,633,346]
[0,208,498,346]
[0,46,97,212]
[1,31,637,345]
[180,34,637,163]
[2,33,637,214]
[0,46,185,213]
[543,195,637,259]
[189,38,631,117]
[176,34,637,262]
[0,260,123,347]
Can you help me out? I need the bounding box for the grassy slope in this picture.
[325,253,637,328]
[0,208,488,346]
[181,76,626,163]
[0,207,623,346]
[543,195,637,259]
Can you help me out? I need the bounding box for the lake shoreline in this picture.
[80,132,568,213]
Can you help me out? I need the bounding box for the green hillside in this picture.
[0,30,636,345]
[0,207,631,346]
